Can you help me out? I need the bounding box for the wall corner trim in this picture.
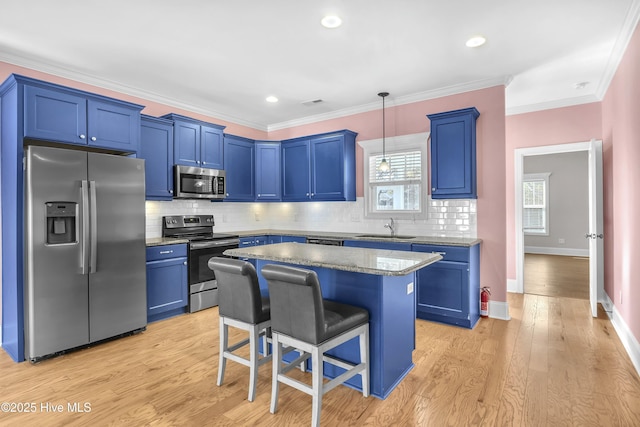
[489,300,511,321]
[605,292,640,377]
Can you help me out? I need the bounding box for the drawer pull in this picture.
[160,250,173,254]
[434,251,446,256]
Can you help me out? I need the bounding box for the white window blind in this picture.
[523,174,549,234]
[368,150,422,212]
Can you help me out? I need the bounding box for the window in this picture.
[359,133,428,219]
[523,173,550,235]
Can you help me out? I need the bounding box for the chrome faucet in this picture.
[384,218,396,236]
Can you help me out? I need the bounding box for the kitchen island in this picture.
[224,242,442,399]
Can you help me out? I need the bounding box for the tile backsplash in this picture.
[146,198,477,238]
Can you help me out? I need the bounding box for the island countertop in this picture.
[224,242,442,276]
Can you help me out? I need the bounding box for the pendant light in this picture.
[378,92,390,172]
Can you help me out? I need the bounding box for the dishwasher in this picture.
[306,237,344,246]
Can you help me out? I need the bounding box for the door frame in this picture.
[514,140,604,316]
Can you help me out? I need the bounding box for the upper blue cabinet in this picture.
[427,107,479,199]
[255,141,281,201]
[281,130,357,202]
[223,134,255,201]
[140,115,174,200]
[162,113,225,169]
[22,78,143,153]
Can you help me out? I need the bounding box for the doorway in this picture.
[514,140,604,317]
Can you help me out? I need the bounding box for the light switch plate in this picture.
[407,282,414,295]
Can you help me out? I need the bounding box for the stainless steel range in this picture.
[162,215,239,312]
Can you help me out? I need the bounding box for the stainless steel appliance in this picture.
[25,146,147,362]
[162,215,239,312]
[306,237,344,246]
[174,165,226,199]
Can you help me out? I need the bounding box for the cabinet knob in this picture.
[169,190,173,194]
[91,136,97,142]
[184,261,187,265]
[306,193,310,196]
[432,188,436,191]
[226,193,229,196]
[79,134,86,140]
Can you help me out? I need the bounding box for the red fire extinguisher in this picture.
[480,287,491,318]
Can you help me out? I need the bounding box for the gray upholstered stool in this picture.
[208,257,271,402]
[261,264,370,427]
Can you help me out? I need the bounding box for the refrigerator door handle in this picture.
[80,180,90,275]
[89,181,98,274]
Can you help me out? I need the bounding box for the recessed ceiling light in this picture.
[321,15,342,29]
[466,35,486,48]
[574,81,590,90]
[266,96,278,103]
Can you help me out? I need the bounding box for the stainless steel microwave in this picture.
[174,165,226,199]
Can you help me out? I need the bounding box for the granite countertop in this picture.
[230,229,481,247]
[224,242,443,276]
[146,237,189,247]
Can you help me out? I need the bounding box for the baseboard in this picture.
[524,246,589,257]
[489,300,511,321]
[507,278,518,293]
[604,292,640,377]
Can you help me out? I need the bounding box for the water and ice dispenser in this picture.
[45,202,77,245]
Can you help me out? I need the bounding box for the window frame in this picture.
[523,172,551,236]
[358,132,429,220]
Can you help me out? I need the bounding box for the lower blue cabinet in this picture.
[146,244,188,323]
[412,243,480,328]
[343,240,413,251]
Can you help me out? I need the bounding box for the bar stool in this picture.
[261,264,370,427]
[208,257,271,402]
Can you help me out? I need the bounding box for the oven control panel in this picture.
[163,215,214,228]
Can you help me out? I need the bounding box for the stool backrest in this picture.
[208,257,263,324]
[261,264,325,344]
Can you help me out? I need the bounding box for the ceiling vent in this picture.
[302,99,324,106]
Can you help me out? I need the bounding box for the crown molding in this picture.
[267,75,513,132]
[595,0,640,99]
[0,52,268,131]
[506,94,600,116]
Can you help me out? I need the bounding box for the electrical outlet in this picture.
[254,213,260,221]
[222,214,228,222]
[407,282,414,295]
[558,238,565,244]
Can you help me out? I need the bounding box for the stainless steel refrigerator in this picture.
[25,145,147,361]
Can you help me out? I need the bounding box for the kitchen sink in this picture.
[356,234,416,240]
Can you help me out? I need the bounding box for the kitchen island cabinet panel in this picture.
[344,240,412,251]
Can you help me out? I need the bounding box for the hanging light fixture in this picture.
[378,91,390,172]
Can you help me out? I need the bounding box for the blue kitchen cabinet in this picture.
[412,243,480,328]
[281,138,311,201]
[238,236,268,265]
[427,107,479,199]
[224,134,255,201]
[255,141,281,201]
[24,80,142,153]
[140,115,174,200]
[281,130,357,202]
[281,235,306,243]
[146,244,188,323]
[162,113,225,169]
[268,235,282,244]
[344,240,413,251]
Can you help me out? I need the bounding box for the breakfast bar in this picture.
[224,242,442,399]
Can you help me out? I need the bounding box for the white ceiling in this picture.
[1,0,639,131]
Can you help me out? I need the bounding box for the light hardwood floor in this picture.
[1,293,639,426]
[525,254,590,300]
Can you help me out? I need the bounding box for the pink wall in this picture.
[0,62,268,140]
[270,86,508,304]
[601,20,640,341]
[505,103,602,280]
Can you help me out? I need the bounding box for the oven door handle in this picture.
[189,239,240,250]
